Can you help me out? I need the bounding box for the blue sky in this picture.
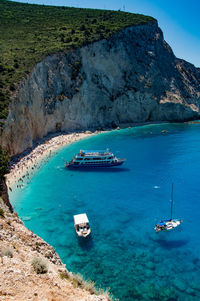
[10,0,200,67]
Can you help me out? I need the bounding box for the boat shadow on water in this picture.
[154,237,189,250]
[77,234,94,250]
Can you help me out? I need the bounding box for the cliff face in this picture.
[1,22,200,155]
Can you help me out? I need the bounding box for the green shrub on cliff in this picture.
[0,208,5,217]
[32,257,48,274]
[0,0,155,121]
[59,271,113,299]
[0,146,9,181]
[2,247,13,258]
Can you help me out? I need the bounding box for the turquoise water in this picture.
[9,123,200,300]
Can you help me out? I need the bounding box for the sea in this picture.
[9,123,200,301]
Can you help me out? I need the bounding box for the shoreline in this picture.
[6,130,104,189]
[5,119,185,190]
[3,120,197,300]
[3,129,113,301]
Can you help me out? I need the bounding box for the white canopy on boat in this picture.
[74,213,89,225]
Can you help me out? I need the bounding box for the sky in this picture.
[10,0,200,67]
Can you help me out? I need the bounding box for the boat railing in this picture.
[116,157,126,162]
[79,150,113,156]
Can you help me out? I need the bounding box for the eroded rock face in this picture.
[0,179,13,213]
[1,22,200,155]
[0,198,110,301]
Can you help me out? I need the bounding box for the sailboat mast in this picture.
[170,183,174,220]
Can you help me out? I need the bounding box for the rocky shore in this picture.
[0,130,115,301]
[1,15,200,300]
[0,195,111,301]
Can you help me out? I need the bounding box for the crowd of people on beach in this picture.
[6,132,94,190]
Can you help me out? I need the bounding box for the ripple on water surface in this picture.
[10,123,200,301]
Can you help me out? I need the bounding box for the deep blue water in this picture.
[9,123,200,300]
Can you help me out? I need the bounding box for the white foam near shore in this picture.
[6,131,102,189]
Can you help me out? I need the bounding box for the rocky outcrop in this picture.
[1,21,200,155]
[0,179,13,213]
[0,197,110,301]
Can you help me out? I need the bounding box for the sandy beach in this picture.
[6,130,102,190]
[5,121,170,191]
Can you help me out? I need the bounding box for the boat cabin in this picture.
[74,213,91,237]
[155,219,182,232]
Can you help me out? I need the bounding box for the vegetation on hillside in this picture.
[0,0,155,121]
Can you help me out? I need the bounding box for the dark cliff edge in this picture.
[0,179,13,212]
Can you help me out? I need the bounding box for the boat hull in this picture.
[66,159,125,169]
[76,229,91,237]
[155,219,183,232]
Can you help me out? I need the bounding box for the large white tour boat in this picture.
[66,150,125,169]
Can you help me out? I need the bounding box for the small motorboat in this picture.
[74,213,91,237]
[155,183,183,232]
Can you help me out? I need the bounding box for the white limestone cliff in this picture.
[1,22,200,155]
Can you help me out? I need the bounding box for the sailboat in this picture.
[154,184,183,232]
